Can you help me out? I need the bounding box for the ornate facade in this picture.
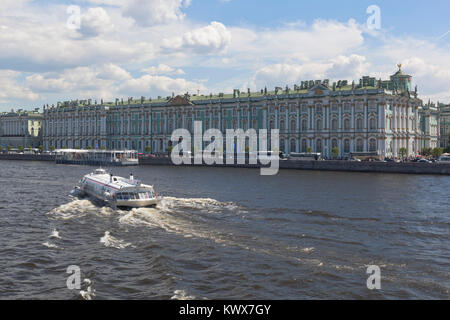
[439,103,450,149]
[0,109,43,149]
[43,66,440,158]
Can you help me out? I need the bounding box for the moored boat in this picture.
[73,168,161,208]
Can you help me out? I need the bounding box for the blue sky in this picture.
[0,0,449,111]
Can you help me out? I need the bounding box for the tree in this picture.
[145,146,151,153]
[49,145,55,152]
[0,145,3,152]
[332,147,339,159]
[421,148,432,157]
[39,145,43,153]
[27,145,32,151]
[7,145,12,152]
[18,145,23,152]
[431,147,444,159]
[399,147,408,159]
[87,146,93,150]
[168,146,173,153]
[101,146,106,150]
[444,146,450,153]
[306,146,313,153]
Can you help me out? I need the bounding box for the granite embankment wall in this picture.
[139,157,450,175]
[0,154,55,161]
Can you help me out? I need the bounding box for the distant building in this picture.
[439,103,450,149]
[43,66,440,158]
[0,108,43,150]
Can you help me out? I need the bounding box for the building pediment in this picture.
[308,84,330,97]
[167,95,192,106]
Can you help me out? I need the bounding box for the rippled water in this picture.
[0,160,449,299]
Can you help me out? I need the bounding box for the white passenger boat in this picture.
[55,149,139,166]
[73,168,161,208]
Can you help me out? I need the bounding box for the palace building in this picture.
[42,66,440,158]
[0,108,43,149]
[439,103,450,149]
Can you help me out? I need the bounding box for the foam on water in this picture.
[42,241,59,249]
[100,231,133,249]
[171,289,196,300]
[49,228,61,239]
[47,198,118,220]
[80,278,95,300]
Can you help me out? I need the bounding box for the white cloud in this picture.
[78,7,114,37]
[121,74,205,96]
[250,54,368,90]
[162,21,231,53]
[123,0,190,27]
[96,63,131,80]
[227,19,364,64]
[0,70,39,103]
[143,64,185,75]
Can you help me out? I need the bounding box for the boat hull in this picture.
[115,197,161,208]
[78,187,161,209]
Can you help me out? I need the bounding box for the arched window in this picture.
[332,139,338,149]
[301,139,307,152]
[280,139,285,152]
[301,119,308,131]
[290,119,296,131]
[332,118,338,131]
[369,139,377,152]
[280,119,285,131]
[290,139,296,153]
[344,139,350,153]
[316,119,322,131]
[356,118,363,130]
[316,139,322,153]
[356,139,364,152]
[344,118,350,130]
[369,118,376,130]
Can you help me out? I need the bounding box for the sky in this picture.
[0,0,449,111]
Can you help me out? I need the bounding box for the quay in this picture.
[0,153,55,161]
[1,153,449,175]
[138,156,450,175]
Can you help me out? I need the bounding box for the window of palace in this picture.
[369,118,376,130]
[290,119,296,131]
[344,118,350,130]
[356,139,364,152]
[302,119,308,131]
[356,118,363,130]
[369,139,377,152]
[316,139,322,153]
[302,139,307,152]
[316,119,322,130]
[344,140,350,153]
[332,118,338,130]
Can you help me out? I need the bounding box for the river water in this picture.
[0,160,448,299]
